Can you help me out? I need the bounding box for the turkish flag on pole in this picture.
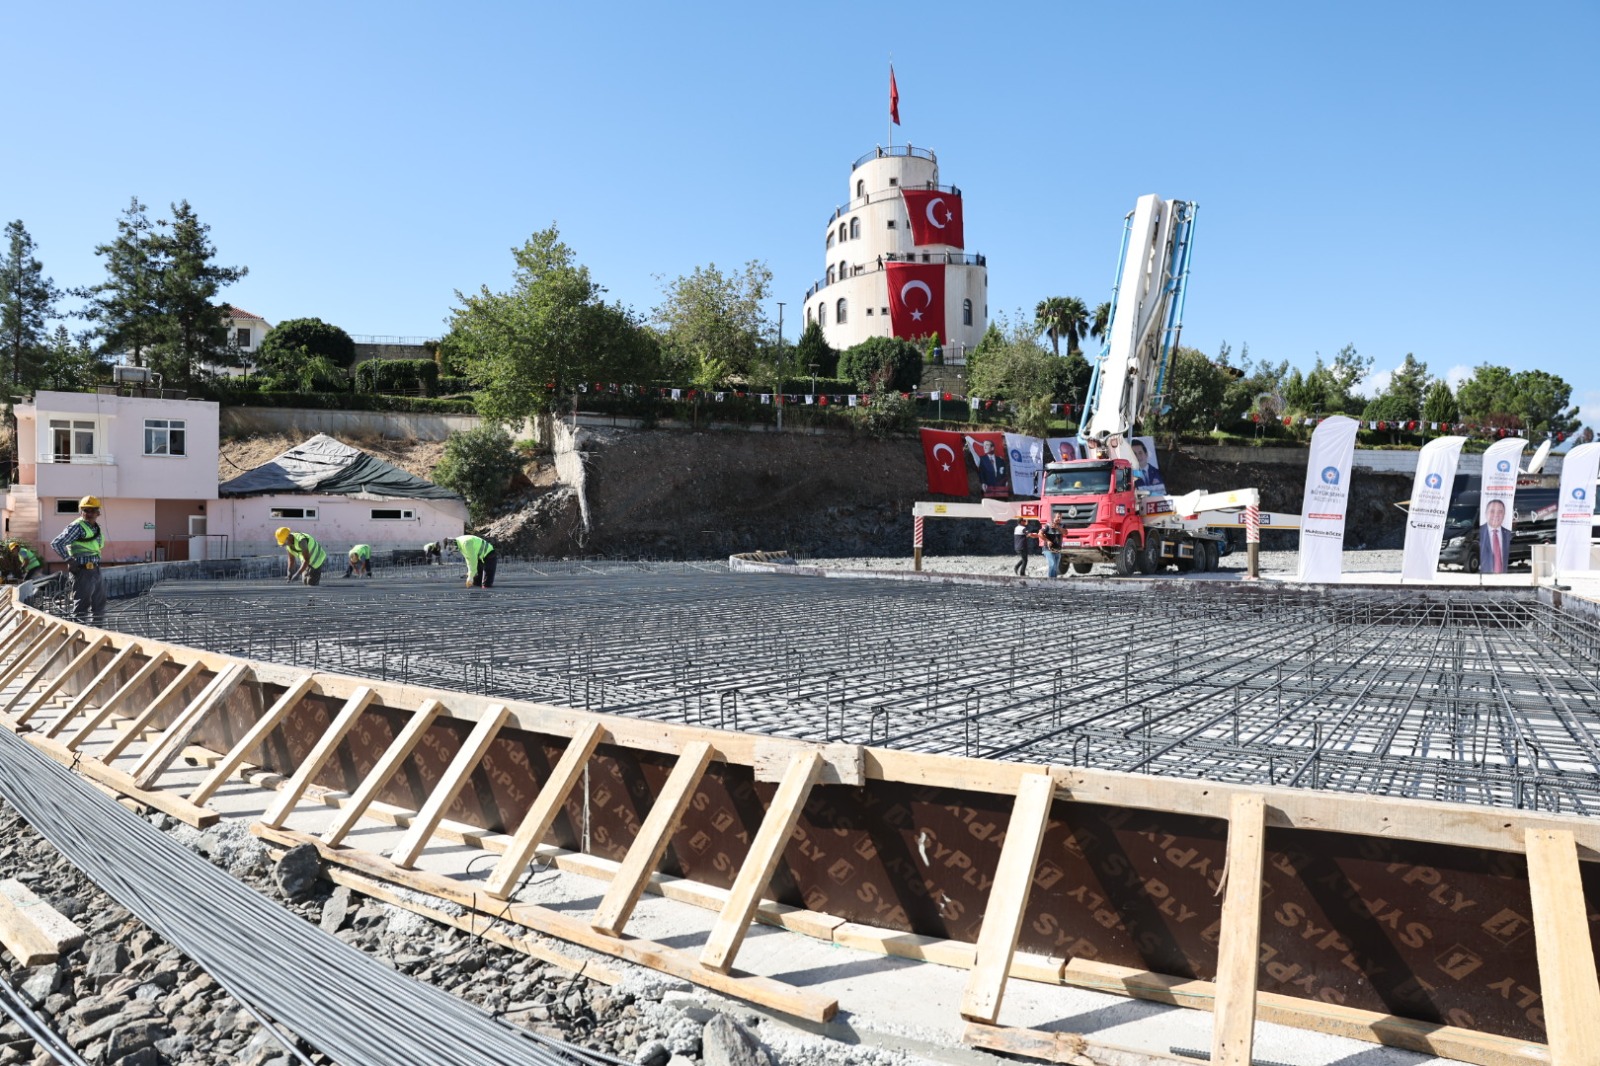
[890,66,900,125]
[886,261,945,339]
[901,189,965,248]
[920,429,969,495]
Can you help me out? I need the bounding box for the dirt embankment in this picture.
[223,428,1413,559]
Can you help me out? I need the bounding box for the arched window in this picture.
[849,217,861,239]
[963,299,973,326]
[806,305,813,325]
[826,266,836,285]
[838,223,847,243]
[826,230,835,248]
[856,179,865,199]
[836,298,848,324]
[818,303,826,327]
[838,260,847,280]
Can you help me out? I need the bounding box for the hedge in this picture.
[218,391,477,414]
[354,359,440,395]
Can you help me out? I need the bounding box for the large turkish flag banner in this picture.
[920,429,969,496]
[886,261,945,340]
[902,189,965,247]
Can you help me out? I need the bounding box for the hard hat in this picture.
[275,527,292,545]
[79,495,102,510]
[4,541,15,551]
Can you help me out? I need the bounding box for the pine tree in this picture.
[151,200,246,384]
[80,198,163,369]
[0,220,62,389]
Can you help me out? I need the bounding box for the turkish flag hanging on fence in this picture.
[920,429,969,495]
[886,261,944,339]
[901,189,964,248]
[890,66,900,125]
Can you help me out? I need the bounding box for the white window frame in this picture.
[269,506,319,520]
[370,508,416,521]
[143,418,187,457]
[44,417,103,464]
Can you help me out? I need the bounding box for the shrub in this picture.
[432,425,524,522]
[354,359,441,395]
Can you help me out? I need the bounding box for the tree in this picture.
[652,261,771,383]
[965,317,1057,409]
[838,336,922,392]
[256,318,357,383]
[1090,301,1111,348]
[1324,344,1373,414]
[0,220,62,389]
[792,320,836,378]
[150,200,247,384]
[1157,347,1229,434]
[432,424,524,523]
[1360,353,1429,425]
[36,326,104,392]
[1034,296,1090,357]
[1422,380,1458,425]
[80,198,162,369]
[449,225,657,426]
[1456,365,1580,434]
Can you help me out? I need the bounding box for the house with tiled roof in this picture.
[222,306,271,357]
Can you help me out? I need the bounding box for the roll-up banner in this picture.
[1555,441,1600,574]
[1400,436,1466,581]
[1005,433,1046,497]
[1296,416,1359,583]
[1477,438,1527,575]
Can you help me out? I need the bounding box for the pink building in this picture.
[6,390,221,564]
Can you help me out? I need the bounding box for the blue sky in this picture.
[6,1,1595,432]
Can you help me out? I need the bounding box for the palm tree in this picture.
[1090,301,1111,347]
[1034,296,1091,357]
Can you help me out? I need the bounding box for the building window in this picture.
[856,179,865,198]
[886,220,896,229]
[849,217,861,239]
[54,499,81,515]
[888,177,898,186]
[881,307,889,315]
[963,299,974,326]
[806,306,814,325]
[235,327,251,348]
[371,508,416,521]
[143,419,186,456]
[826,266,836,285]
[818,303,826,327]
[838,260,847,280]
[922,253,931,263]
[865,308,874,316]
[47,419,96,462]
[838,223,846,243]
[269,507,319,520]
[836,298,848,324]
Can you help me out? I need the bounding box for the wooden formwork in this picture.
[0,592,1597,1064]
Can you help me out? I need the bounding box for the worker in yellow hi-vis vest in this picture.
[276,526,327,585]
[52,496,107,623]
[454,534,496,589]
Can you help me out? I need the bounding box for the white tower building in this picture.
[804,146,987,359]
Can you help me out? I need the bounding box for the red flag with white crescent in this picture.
[890,66,900,125]
[886,261,944,340]
[920,429,969,495]
[901,189,964,248]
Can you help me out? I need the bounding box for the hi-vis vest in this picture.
[288,532,328,569]
[64,522,103,560]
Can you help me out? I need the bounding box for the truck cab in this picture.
[1041,459,1150,575]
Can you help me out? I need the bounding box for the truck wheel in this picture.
[1192,543,1210,573]
[1139,539,1159,575]
[1071,562,1094,575]
[1465,546,1480,573]
[1203,541,1220,571]
[1115,534,1143,577]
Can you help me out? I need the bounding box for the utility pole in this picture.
[775,302,786,433]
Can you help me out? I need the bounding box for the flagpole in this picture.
[888,58,894,149]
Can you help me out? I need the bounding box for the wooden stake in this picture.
[64,649,171,751]
[699,749,823,973]
[484,720,604,899]
[321,698,444,846]
[1211,793,1267,1066]
[1526,828,1600,1066]
[591,740,714,936]
[259,686,376,829]
[189,676,317,806]
[99,660,206,762]
[45,642,139,738]
[11,634,108,726]
[0,627,73,711]
[959,771,1056,1023]
[391,703,510,868]
[131,662,249,787]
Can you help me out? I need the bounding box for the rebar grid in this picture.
[94,562,1600,814]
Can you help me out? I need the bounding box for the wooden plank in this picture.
[131,663,249,787]
[10,634,109,726]
[6,725,218,828]
[251,823,837,1023]
[959,771,1056,1023]
[0,626,71,708]
[321,698,444,846]
[0,615,41,663]
[0,878,87,966]
[591,740,714,936]
[45,642,139,738]
[700,750,823,972]
[484,720,604,898]
[64,649,172,751]
[259,686,376,829]
[188,675,317,805]
[1526,829,1600,1066]
[752,741,862,785]
[1211,793,1267,1066]
[0,618,49,679]
[1061,959,1551,1066]
[99,660,207,762]
[390,703,510,868]
[962,1022,1194,1066]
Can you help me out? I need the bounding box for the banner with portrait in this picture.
[962,432,1010,499]
[1131,436,1168,496]
[1046,437,1079,463]
[1477,437,1527,575]
[1296,416,1359,583]
[1556,441,1600,573]
[1005,433,1046,497]
[1400,436,1465,581]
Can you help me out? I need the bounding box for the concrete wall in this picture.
[1201,444,1565,477]
[220,406,482,441]
[352,343,433,364]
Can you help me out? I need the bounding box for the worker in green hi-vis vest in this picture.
[454,534,496,589]
[344,544,372,578]
[275,526,327,585]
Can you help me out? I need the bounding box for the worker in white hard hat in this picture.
[275,526,328,585]
[51,495,107,624]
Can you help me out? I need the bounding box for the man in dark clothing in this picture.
[1012,520,1030,576]
[51,495,106,624]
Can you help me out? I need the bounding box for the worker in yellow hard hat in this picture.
[275,526,328,585]
[51,495,107,623]
[1,540,43,582]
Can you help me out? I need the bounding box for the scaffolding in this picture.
[93,561,1600,815]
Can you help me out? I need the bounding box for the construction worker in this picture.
[1,540,43,582]
[276,526,327,585]
[51,495,107,624]
[423,541,442,565]
[455,534,496,589]
[344,544,373,578]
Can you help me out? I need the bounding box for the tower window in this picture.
[836,298,848,324]
[826,231,835,248]
[838,223,846,243]
[889,177,898,186]
[827,266,836,285]
[849,217,860,239]
[856,179,865,198]
[838,260,847,279]
[887,220,896,229]
[963,299,973,326]
[818,303,826,326]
